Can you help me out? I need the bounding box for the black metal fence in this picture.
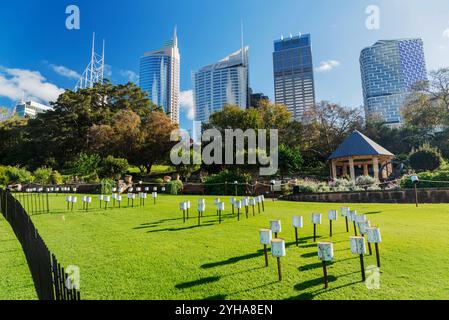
[0,188,80,300]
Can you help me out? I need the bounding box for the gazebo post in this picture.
[349,158,356,182]
[363,164,369,176]
[331,161,337,180]
[373,157,380,179]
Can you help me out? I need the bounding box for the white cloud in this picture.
[315,60,341,73]
[443,28,449,39]
[0,66,64,103]
[180,90,195,120]
[120,70,139,83]
[49,64,80,79]
[104,64,112,78]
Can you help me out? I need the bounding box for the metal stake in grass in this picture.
[71,196,77,212]
[312,213,322,242]
[358,220,372,255]
[271,239,286,281]
[366,227,382,268]
[104,196,110,210]
[180,202,187,223]
[99,195,104,209]
[152,192,157,205]
[270,220,281,239]
[350,237,367,282]
[243,197,249,218]
[217,202,225,224]
[235,200,242,221]
[249,198,256,216]
[292,216,303,246]
[230,198,235,215]
[328,210,338,238]
[186,201,191,220]
[259,229,272,267]
[341,207,350,232]
[198,202,205,226]
[349,210,358,236]
[318,242,334,289]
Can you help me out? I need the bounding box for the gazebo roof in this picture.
[328,130,394,160]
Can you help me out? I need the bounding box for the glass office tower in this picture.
[360,38,428,125]
[193,47,249,124]
[140,28,180,124]
[273,34,316,121]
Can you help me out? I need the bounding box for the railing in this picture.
[0,189,80,300]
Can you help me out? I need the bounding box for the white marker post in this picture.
[249,198,256,216]
[217,202,225,224]
[214,198,220,216]
[140,193,147,206]
[341,207,350,232]
[358,220,372,255]
[66,196,72,210]
[230,198,236,215]
[198,202,205,226]
[255,196,261,214]
[186,201,191,220]
[270,220,282,238]
[259,229,272,267]
[367,227,382,267]
[328,210,338,237]
[104,196,111,210]
[128,193,135,207]
[198,199,206,217]
[180,202,188,223]
[152,192,158,205]
[243,197,250,218]
[350,236,367,282]
[85,196,92,212]
[261,195,265,212]
[71,196,77,211]
[117,195,122,208]
[292,216,303,246]
[349,210,358,236]
[99,195,104,209]
[271,239,286,281]
[312,213,322,242]
[82,196,87,210]
[235,200,242,221]
[318,242,334,289]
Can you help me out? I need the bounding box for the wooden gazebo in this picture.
[328,131,395,181]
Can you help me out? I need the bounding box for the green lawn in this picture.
[7,194,449,300]
[0,216,37,300]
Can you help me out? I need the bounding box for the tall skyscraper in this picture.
[140,28,180,124]
[360,38,428,125]
[273,34,316,121]
[193,47,249,124]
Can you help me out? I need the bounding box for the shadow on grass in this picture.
[300,252,318,259]
[298,261,334,272]
[293,275,338,291]
[147,223,215,233]
[201,251,264,269]
[175,276,221,289]
[364,211,382,215]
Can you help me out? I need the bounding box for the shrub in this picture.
[73,153,101,177]
[50,171,63,185]
[0,166,34,185]
[204,170,252,196]
[400,171,449,189]
[355,176,379,189]
[409,144,443,172]
[167,180,183,195]
[34,167,52,185]
[101,156,129,179]
[100,178,115,194]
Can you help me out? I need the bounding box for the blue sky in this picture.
[1,0,449,132]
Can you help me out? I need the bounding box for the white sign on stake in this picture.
[271,239,286,258]
[259,229,272,245]
[270,220,282,234]
[350,236,367,255]
[292,216,303,228]
[312,213,323,225]
[317,242,334,262]
[328,210,338,221]
[366,227,382,243]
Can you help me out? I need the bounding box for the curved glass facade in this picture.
[360,39,428,125]
[139,30,180,124]
[193,47,249,124]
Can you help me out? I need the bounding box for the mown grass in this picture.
[0,215,37,300]
[7,194,449,300]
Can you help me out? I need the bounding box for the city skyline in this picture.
[2,0,449,131]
